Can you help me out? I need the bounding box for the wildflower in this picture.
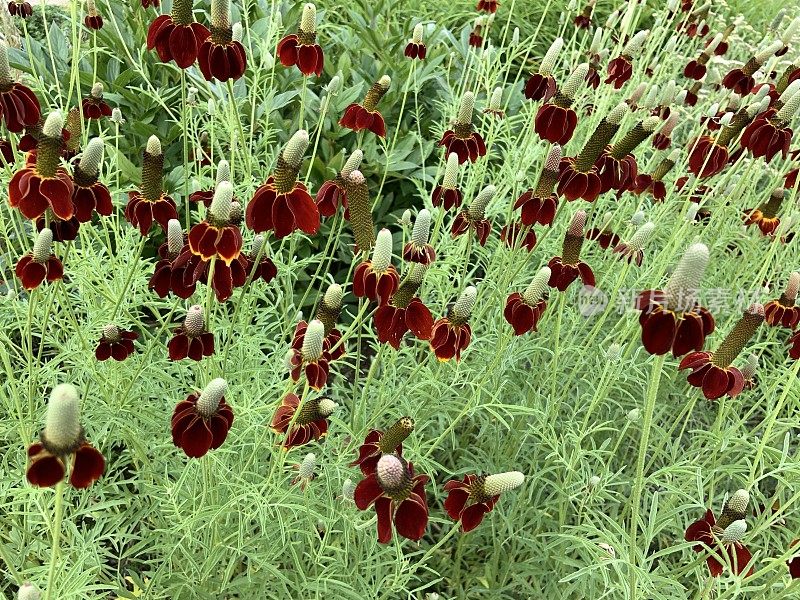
[505,266,549,335]
[171,378,234,458]
[535,63,588,144]
[8,1,33,18]
[740,91,797,162]
[15,228,63,290]
[374,264,434,348]
[515,144,560,225]
[355,453,429,543]
[688,104,759,178]
[339,75,390,137]
[631,150,679,201]
[636,242,714,357]
[469,17,484,47]
[316,149,362,217]
[245,130,319,238]
[9,111,73,221]
[451,185,494,245]
[764,272,800,328]
[684,33,722,80]
[430,286,476,361]
[271,394,337,449]
[432,153,463,211]
[148,219,189,297]
[81,83,111,119]
[683,81,701,107]
[652,113,679,150]
[351,417,415,475]
[595,116,660,194]
[444,471,524,532]
[605,30,648,89]
[247,234,278,283]
[685,490,753,577]
[547,210,595,291]
[111,107,124,124]
[558,102,628,202]
[72,138,112,222]
[26,384,105,488]
[168,305,214,361]
[476,0,497,12]
[403,209,435,264]
[788,540,800,578]
[524,38,562,102]
[574,1,594,28]
[613,222,655,266]
[791,330,800,360]
[147,0,210,69]
[287,319,336,390]
[125,136,178,235]
[744,188,786,236]
[293,453,317,489]
[83,0,102,29]
[585,31,606,89]
[277,3,323,76]
[722,41,783,95]
[344,170,375,251]
[483,87,505,118]
[141,0,159,8]
[190,159,230,207]
[188,181,243,263]
[0,43,43,133]
[500,222,536,251]
[440,92,487,163]
[585,212,619,250]
[405,23,426,60]
[17,583,41,600]
[740,353,758,389]
[353,229,400,304]
[315,283,344,335]
[95,324,138,362]
[198,0,247,82]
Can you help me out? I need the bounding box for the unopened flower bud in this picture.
[342,478,356,500]
[327,75,341,95]
[299,452,316,479]
[588,475,601,488]
[622,30,649,58]
[606,343,622,362]
[111,108,124,124]
[400,209,412,226]
[341,149,363,178]
[232,22,243,42]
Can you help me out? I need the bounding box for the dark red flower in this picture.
[764,276,800,328]
[523,73,557,102]
[585,66,600,89]
[168,305,214,361]
[439,125,486,164]
[245,177,319,239]
[688,135,729,178]
[188,219,243,264]
[27,440,104,489]
[504,292,547,336]
[557,158,603,202]
[535,103,577,145]
[501,222,536,251]
[247,239,278,283]
[443,475,499,532]
[476,0,498,11]
[685,509,753,577]
[271,393,336,450]
[287,320,337,391]
[141,0,159,7]
[149,231,186,298]
[315,176,348,217]
[636,290,715,357]
[353,260,400,305]
[189,252,249,302]
[199,38,247,82]
[374,298,433,349]
[429,315,471,361]
[84,13,103,29]
[125,190,178,236]
[95,325,137,361]
[605,56,633,88]
[147,13,210,69]
[469,26,483,47]
[451,209,491,246]
[72,156,113,222]
[171,380,234,459]
[404,42,426,60]
[276,5,324,77]
[790,330,800,360]
[740,112,792,163]
[785,167,798,190]
[36,215,80,242]
[586,227,620,250]
[679,352,746,400]
[595,148,638,194]
[15,243,63,291]
[81,96,112,120]
[10,166,74,221]
[514,189,557,226]
[351,417,414,475]
[8,1,33,17]
[743,208,780,236]
[631,174,667,201]
[432,184,462,211]
[721,68,755,95]
[547,255,594,291]
[683,59,707,80]
[339,76,391,137]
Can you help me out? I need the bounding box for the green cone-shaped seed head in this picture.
[468,185,496,221]
[0,41,10,84]
[721,520,747,543]
[185,305,205,336]
[78,137,105,177]
[371,228,393,273]
[282,130,309,169]
[216,160,231,185]
[453,286,477,322]
[457,91,475,125]
[197,378,228,417]
[232,22,243,42]
[210,181,234,223]
[318,397,337,416]
[664,243,709,311]
[488,87,503,112]
[626,222,655,252]
[45,383,81,450]
[412,209,431,246]
[300,3,317,34]
[342,478,355,500]
[411,23,424,44]
[484,471,525,495]
[167,219,183,255]
[443,153,460,188]
[32,228,53,262]
[301,320,326,361]
[622,30,649,58]
[323,283,344,311]
[562,63,589,99]
[523,266,551,305]
[42,110,64,139]
[299,452,316,479]
[540,37,563,76]
[341,149,363,178]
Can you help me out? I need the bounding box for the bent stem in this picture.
[45,482,65,600]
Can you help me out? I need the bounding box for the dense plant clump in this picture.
[1,0,800,598]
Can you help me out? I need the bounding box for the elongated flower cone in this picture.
[198,0,247,81]
[430,286,476,361]
[548,210,595,291]
[404,23,426,60]
[440,92,486,163]
[171,378,234,458]
[535,63,588,144]
[15,228,64,290]
[444,471,524,532]
[147,0,210,69]
[125,135,178,235]
[374,263,433,348]
[277,3,324,76]
[505,266,550,335]
[524,37,562,101]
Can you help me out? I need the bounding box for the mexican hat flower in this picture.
[403,209,435,265]
[340,75,391,137]
[500,221,536,251]
[504,266,550,335]
[432,152,463,211]
[476,0,498,12]
[547,210,595,291]
[353,228,400,305]
[83,0,103,29]
[271,393,337,450]
[688,104,760,179]
[584,31,606,89]
[535,63,588,145]
[451,185,495,246]
[524,37,562,102]
[198,0,247,82]
[189,159,230,207]
[15,228,63,290]
[245,130,319,239]
[444,471,524,532]
[168,305,214,361]
[584,213,618,250]
[124,136,178,235]
[483,87,505,119]
[683,33,722,80]
[343,169,375,252]
[277,3,323,77]
[287,319,337,390]
[354,453,429,543]
[764,272,800,328]
[72,137,112,222]
[605,30,648,89]
[316,149,362,218]
[374,263,434,349]
[685,489,753,577]
[631,149,679,201]
[147,0,210,69]
[188,181,243,264]
[574,1,594,28]
[439,91,487,163]
[95,323,138,362]
[247,234,278,283]
[679,304,764,400]
[148,219,189,298]
[81,83,112,119]
[404,23,426,60]
[26,384,105,488]
[315,283,345,338]
[430,286,476,361]
[171,378,234,459]
[595,116,660,194]
[351,416,414,475]
[652,113,679,150]
[613,221,655,266]
[721,41,782,95]
[8,1,33,18]
[744,187,787,236]
[9,110,74,221]
[740,90,798,163]
[515,144,560,226]
[635,242,715,357]
[790,330,800,360]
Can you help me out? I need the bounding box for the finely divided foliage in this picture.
[2,0,800,598]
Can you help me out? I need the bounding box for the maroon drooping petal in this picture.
[524,73,557,102]
[198,39,247,82]
[740,114,791,163]
[339,104,386,137]
[404,42,426,60]
[26,443,66,487]
[605,56,633,88]
[432,185,463,211]
[429,318,471,361]
[438,129,487,164]
[534,103,578,145]
[69,443,105,488]
[514,189,557,225]
[277,34,324,76]
[9,167,75,220]
[721,68,755,95]
[557,159,602,202]
[688,136,729,178]
[72,181,113,222]
[0,83,41,133]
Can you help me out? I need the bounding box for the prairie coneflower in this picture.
[287,319,337,390]
[515,144,560,226]
[535,63,588,145]
[740,91,798,163]
[72,138,112,222]
[636,242,714,357]
[95,324,138,362]
[451,185,495,246]
[353,228,400,305]
[500,222,536,251]
[585,212,619,250]
[26,384,105,488]
[404,23,426,60]
[277,3,323,77]
[247,234,278,283]
[148,219,189,298]
[316,149,362,218]
[124,136,178,235]
[168,305,214,361]
[764,272,800,328]
[271,394,337,450]
[524,37,562,102]
[340,75,390,137]
[0,44,40,133]
[469,17,484,47]
[631,149,679,201]
[574,1,595,28]
[440,92,487,164]
[355,453,429,543]
[585,32,606,89]
[83,0,102,29]
[171,378,234,459]
[476,0,498,12]
[685,489,753,577]
[547,210,595,291]
[374,263,434,349]
[790,330,800,360]
[444,471,524,532]
[8,1,33,18]
[430,286,476,361]
[147,0,210,69]
[315,283,344,336]
[652,113,679,150]
[245,130,319,238]
[595,116,660,194]
[684,33,722,80]
[483,87,505,118]
[188,181,243,263]
[81,83,111,119]
[190,159,230,207]
[9,111,74,221]
[613,222,655,266]
[403,210,435,265]
[744,188,786,236]
[605,30,649,89]
[722,41,783,95]
[351,416,414,475]
[344,169,375,252]
[198,0,247,82]
[292,453,317,489]
[504,266,549,335]
[688,104,760,178]
[432,153,463,211]
[15,228,63,290]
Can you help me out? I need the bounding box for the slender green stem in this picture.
[45,482,65,600]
